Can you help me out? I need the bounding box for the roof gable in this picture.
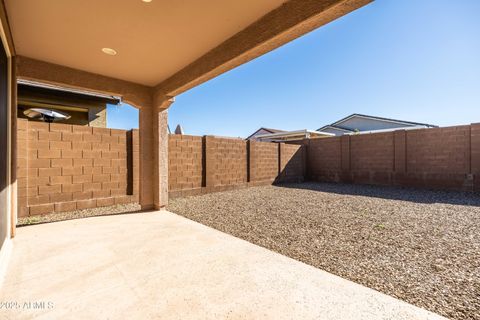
[318,114,437,132]
[317,125,353,132]
[333,114,437,128]
[246,127,285,140]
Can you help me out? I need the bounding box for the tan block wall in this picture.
[206,136,247,188]
[472,124,480,192]
[169,135,203,192]
[168,135,306,198]
[17,119,139,217]
[249,141,278,183]
[307,137,342,181]
[406,126,470,174]
[130,129,140,196]
[350,133,394,172]
[308,124,479,191]
[279,143,305,182]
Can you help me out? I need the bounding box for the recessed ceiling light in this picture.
[102,48,117,56]
[142,0,152,2]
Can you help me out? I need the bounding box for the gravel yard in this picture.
[168,183,480,320]
[18,203,141,226]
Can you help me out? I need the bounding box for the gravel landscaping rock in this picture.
[168,182,480,320]
[18,203,141,226]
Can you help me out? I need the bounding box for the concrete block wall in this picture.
[279,143,305,182]
[206,136,248,188]
[20,122,476,215]
[350,132,394,172]
[306,136,342,182]
[168,135,306,198]
[308,124,480,191]
[472,124,480,192]
[249,140,278,184]
[168,135,204,193]
[17,119,139,217]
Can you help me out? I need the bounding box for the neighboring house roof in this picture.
[246,127,285,140]
[318,113,438,132]
[319,125,354,133]
[254,129,334,142]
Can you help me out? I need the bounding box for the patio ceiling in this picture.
[6,0,286,86]
[5,0,372,95]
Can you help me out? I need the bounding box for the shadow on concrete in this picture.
[275,181,480,207]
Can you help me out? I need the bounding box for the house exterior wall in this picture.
[88,105,107,127]
[0,9,15,270]
[17,104,107,128]
[17,107,90,126]
[17,86,108,127]
[0,36,8,252]
[16,119,139,217]
[307,124,479,191]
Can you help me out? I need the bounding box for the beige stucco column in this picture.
[139,97,174,210]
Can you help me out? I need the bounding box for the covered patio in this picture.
[0,0,373,227]
[0,0,449,319]
[1,211,443,319]
[1,0,373,276]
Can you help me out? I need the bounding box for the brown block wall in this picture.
[406,126,470,173]
[350,133,394,172]
[168,135,204,193]
[205,136,248,190]
[279,143,305,182]
[307,137,342,182]
[168,135,306,198]
[472,124,480,192]
[399,125,472,189]
[17,119,139,217]
[249,140,279,184]
[308,124,479,191]
[349,132,394,185]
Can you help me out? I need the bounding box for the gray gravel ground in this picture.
[18,203,141,226]
[168,183,480,320]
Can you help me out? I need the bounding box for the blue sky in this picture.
[108,0,480,138]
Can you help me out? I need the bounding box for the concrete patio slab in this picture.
[0,211,445,320]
